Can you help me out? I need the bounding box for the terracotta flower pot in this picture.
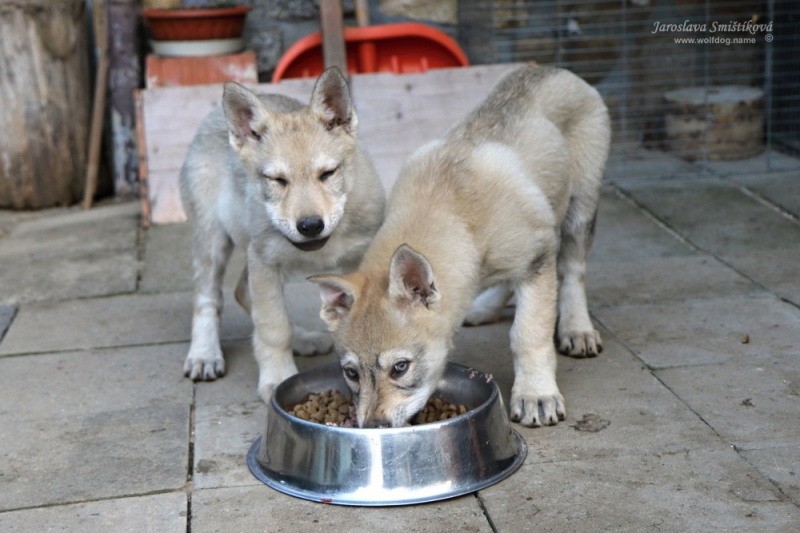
[141,6,251,41]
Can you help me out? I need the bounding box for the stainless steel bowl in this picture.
[247,362,526,506]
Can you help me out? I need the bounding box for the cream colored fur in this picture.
[180,67,385,401]
[311,65,610,428]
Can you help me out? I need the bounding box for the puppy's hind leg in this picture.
[185,224,234,380]
[463,282,513,326]
[557,98,608,358]
[234,266,251,314]
[291,324,333,357]
[557,194,602,357]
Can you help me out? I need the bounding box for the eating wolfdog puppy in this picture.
[310,65,610,428]
[180,67,385,401]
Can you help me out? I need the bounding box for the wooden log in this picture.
[0,0,90,209]
[664,86,764,161]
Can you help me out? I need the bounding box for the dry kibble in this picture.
[287,391,470,427]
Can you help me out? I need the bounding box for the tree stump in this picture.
[664,86,764,161]
[0,0,91,209]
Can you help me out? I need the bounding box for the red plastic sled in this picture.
[272,22,469,83]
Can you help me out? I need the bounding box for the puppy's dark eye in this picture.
[343,366,359,382]
[391,360,409,378]
[319,169,336,182]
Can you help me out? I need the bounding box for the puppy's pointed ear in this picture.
[309,67,358,133]
[222,82,269,151]
[389,245,440,309]
[308,274,359,331]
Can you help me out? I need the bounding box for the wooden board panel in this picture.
[139,64,518,224]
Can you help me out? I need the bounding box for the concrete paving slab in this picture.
[700,149,800,177]
[0,208,45,239]
[139,221,192,294]
[0,202,140,305]
[727,170,800,217]
[478,448,800,532]
[193,337,261,406]
[606,148,700,180]
[0,202,138,255]
[0,344,191,511]
[189,485,493,533]
[0,291,251,356]
[452,326,723,463]
[0,305,15,344]
[655,353,800,448]
[588,254,763,307]
[0,344,192,423]
[193,400,265,490]
[618,178,800,254]
[0,492,187,532]
[740,445,800,506]
[722,248,800,306]
[139,221,248,294]
[0,403,188,511]
[589,189,695,264]
[594,295,800,369]
[0,250,138,306]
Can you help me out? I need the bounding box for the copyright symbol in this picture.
[765,34,774,42]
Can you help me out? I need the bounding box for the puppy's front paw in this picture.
[558,329,603,358]
[292,328,333,357]
[258,364,298,403]
[184,346,226,381]
[510,389,566,427]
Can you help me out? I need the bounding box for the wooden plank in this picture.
[352,66,511,183]
[82,0,108,209]
[139,64,518,224]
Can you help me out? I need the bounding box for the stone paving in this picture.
[1,149,799,531]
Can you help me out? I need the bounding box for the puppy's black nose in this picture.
[297,216,324,237]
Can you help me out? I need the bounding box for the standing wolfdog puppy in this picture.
[310,65,610,428]
[180,67,385,401]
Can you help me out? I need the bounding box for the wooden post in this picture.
[108,0,141,198]
[319,0,347,74]
[355,0,370,27]
[0,0,91,209]
[83,0,109,209]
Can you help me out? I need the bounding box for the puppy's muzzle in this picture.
[290,216,329,251]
